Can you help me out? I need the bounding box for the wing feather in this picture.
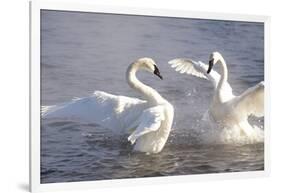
[169,58,233,94]
[42,91,148,132]
[234,81,264,117]
[169,58,207,79]
[127,106,164,144]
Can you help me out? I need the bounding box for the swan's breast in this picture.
[134,102,174,154]
[210,99,242,126]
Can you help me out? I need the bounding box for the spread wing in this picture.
[169,58,232,91]
[234,81,264,118]
[42,91,148,132]
[127,106,165,144]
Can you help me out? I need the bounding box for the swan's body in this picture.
[169,52,264,143]
[43,58,174,154]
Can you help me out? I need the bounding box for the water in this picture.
[40,10,264,183]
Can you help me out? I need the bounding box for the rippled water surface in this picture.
[41,10,264,183]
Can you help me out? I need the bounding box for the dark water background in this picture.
[40,10,264,183]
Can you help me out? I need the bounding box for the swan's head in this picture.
[135,57,163,80]
[207,52,223,74]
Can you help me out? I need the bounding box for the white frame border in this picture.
[30,1,270,192]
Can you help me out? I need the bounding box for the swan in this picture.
[169,52,264,143]
[42,58,174,154]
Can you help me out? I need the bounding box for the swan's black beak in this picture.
[207,58,214,74]
[154,65,163,80]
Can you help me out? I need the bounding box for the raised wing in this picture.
[42,91,148,132]
[169,58,233,92]
[127,106,164,144]
[169,58,207,79]
[234,81,264,118]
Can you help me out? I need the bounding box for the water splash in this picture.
[200,120,264,145]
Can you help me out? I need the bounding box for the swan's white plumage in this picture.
[42,58,174,154]
[128,105,164,144]
[170,53,264,143]
[42,91,148,134]
[169,58,233,97]
[233,81,264,118]
[170,59,207,79]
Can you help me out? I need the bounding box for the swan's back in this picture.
[42,91,148,133]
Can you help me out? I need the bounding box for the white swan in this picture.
[169,52,264,143]
[42,58,174,154]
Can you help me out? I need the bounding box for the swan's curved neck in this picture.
[216,56,228,102]
[218,56,228,88]
[126,64,165,105]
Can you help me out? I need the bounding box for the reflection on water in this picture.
[41,10,264,183]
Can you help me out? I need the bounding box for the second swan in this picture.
[169,52,264,143]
